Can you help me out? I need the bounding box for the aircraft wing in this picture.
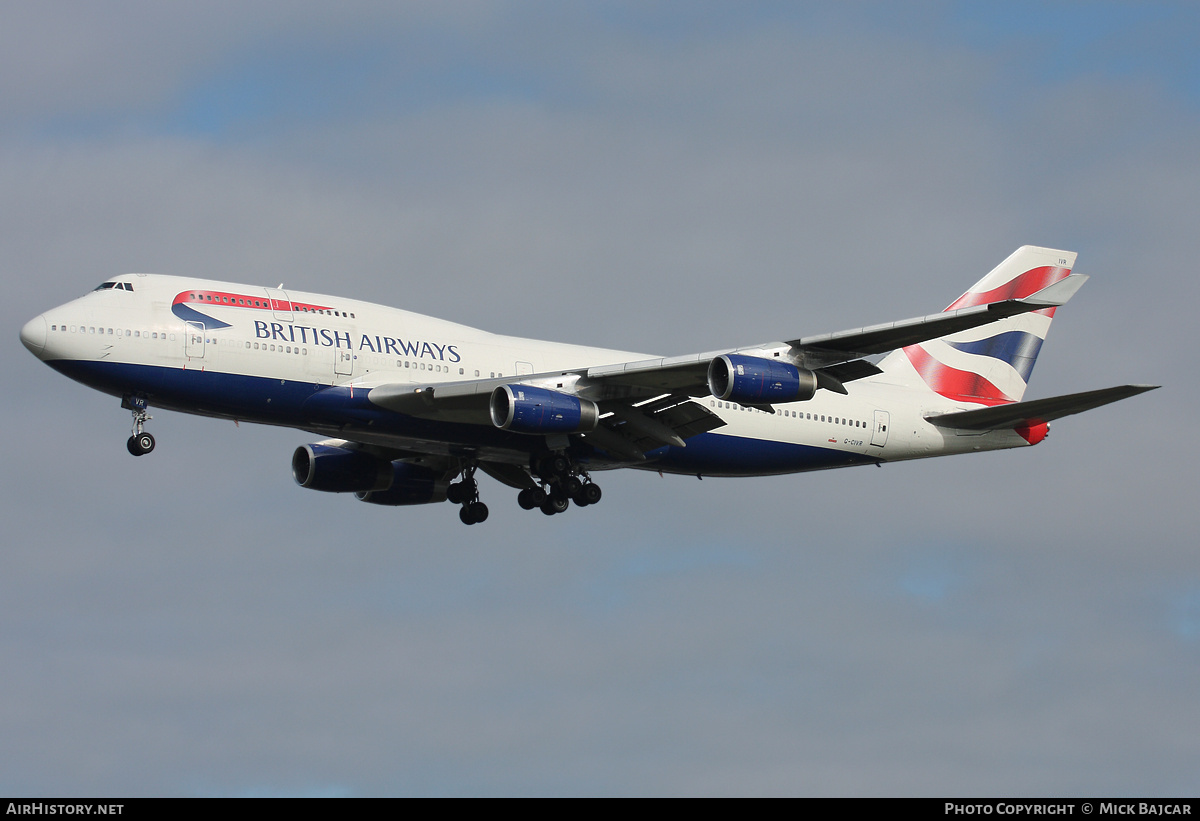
[369,376,511,424]
[367,374,726,459]
[574,272,1088,397]
[923,384,1159,430]
[784,273,1086,365]
[364,272,1089,427]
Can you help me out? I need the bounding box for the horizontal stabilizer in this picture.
[925,384,1159,430]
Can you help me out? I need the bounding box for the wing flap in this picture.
[581,396,725,459]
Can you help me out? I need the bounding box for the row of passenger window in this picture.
[710,400,868,429]
[244,341,306,355]
[51,323,169,339]
[184,292,355,319]
[390,359,455,373]
[55,320,513,380]
[357,354,504,378]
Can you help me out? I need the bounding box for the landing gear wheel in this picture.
[541,496,569,516]
[519,487,548,510]
[127,432,155,456]
[459,501,489,524]
[571,482,601,507]
[582,483,602,505]
[468,501,489,523]
[447,482,466,505]
[535,454,570,480]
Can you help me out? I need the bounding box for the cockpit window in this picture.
[94,282,117,291]
[92,282,133,292]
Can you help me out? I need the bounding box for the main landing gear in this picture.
[448,453,604,525]
[122,395,155,457]
[519,453,602,517]
[447,464,489,525]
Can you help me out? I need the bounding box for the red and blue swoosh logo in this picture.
[902,264,1071,405]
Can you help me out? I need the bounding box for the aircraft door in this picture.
[334,348,354,378]
[185,321,205,359]
[516,361,533,376]
[264,288,293,322]
[870,410,890,447]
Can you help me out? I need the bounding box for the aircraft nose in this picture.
[20,314,47,356]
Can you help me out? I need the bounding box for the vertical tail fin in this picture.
[878,246,1077,405]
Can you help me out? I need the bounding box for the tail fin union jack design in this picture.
[890,249,1075,407]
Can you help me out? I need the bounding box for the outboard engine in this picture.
[356,462,450,506]
[291,444,393,492]
[293,444,450,506]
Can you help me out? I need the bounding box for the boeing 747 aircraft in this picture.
[20,246,1155,524]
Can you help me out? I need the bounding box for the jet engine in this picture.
[707,354,817,404]
[292,444,393,492]
[293,444,449,505]
[489,385,599,434]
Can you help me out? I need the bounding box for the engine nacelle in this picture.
[292,444,393,493]
[707,354,817,404]
[489,385,599,434]
[356,462,449,506]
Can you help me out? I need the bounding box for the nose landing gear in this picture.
[122,395,155,456]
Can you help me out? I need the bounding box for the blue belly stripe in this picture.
[47,359,877,476]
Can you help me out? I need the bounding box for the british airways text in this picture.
[253,321,461,362]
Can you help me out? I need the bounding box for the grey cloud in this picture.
[2,3,1195,796]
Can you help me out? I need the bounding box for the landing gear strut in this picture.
[122,395,155,456]
[448,464,488,525]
